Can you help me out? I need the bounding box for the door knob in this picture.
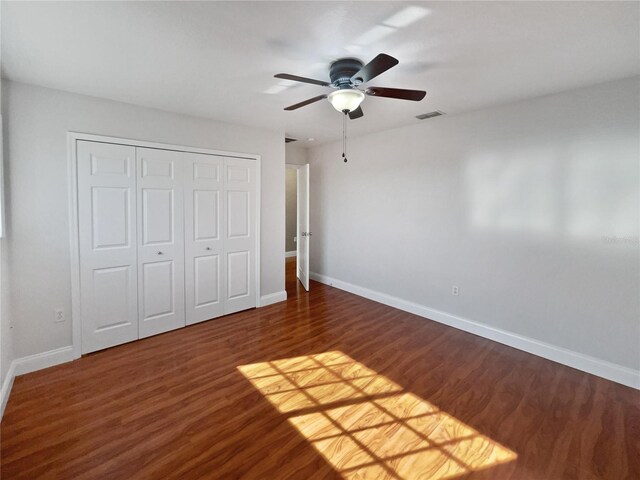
[157,251,163,255]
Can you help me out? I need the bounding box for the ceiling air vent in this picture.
[285,137,297,143]
[416,111,445,120]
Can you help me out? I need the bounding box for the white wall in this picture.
[285,143,308,166]
[309,76,640,373]
[2,80,285,359]
[0,237,12,411]
[1,78,13,393]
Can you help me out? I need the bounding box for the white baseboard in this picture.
[285,251,297,258]
[0,361,16,419]
[310,272,640,390]
[260,290,288,307]
[0,345,74,420]
[13,345,75,376]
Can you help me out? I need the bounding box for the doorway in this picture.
[285,164,310,298]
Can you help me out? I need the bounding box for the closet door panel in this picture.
[227,250,250,299]
[142,260,175,317]
[224,157,257,314]
[142,189,174,244]
[184,154,224,324]
[137,147,185,338]
[195,255,219,304]
[77,141,138,354]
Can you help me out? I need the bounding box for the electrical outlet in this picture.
[451,285,459,296]
[54,309,65,323]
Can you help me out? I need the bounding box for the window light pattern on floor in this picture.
[238,351,516,479]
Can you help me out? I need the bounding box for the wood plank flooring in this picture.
[1,257,638,479]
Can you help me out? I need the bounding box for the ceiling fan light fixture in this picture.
[327,89,365,113]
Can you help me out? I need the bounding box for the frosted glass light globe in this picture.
[327,89,365,113]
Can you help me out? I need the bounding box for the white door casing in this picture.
[297,164,310,291]
[136,147,186,338]
[224,157,258,314]
[184,153,224,324]
[77,141,139,354]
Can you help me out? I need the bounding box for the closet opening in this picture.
[69,132,261,356]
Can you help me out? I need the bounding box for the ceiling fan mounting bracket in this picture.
[329,58,364,88]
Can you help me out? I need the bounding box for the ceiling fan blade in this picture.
[348,106,364,119]
[284,94,328,111]
[275,73,331,87]
[351,54,399,84]
[366,87,426,101]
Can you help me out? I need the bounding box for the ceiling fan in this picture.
[275,53,426,119]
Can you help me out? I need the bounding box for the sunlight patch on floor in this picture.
[238,351,516,479]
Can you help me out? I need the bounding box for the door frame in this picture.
[296,164,310,291]
[285,163,309,290]
[68,132,261,359]
[285,164,302,260]
[284,163,308,281]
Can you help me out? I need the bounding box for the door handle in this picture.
[206,247,212,251]
[157,251,164,255]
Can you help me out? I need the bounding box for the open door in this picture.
[297,164,310,291]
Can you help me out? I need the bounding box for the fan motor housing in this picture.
[329,58,364,88]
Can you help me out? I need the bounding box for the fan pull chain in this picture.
[342,111,348,163]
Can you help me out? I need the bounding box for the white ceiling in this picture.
[2,1,639,145]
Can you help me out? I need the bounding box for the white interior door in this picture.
[77,141,139,354]
[184,153,224,325]
[136,147,185,338]
[297,164,310,291]
[224,157,257,314]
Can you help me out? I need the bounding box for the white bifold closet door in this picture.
[224,157,257,314]
[78,141,257,354]
[136,147,185,338]
[184,153,224,324]
[77,141,139,354]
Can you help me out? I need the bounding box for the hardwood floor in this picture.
[1,257,638,479]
